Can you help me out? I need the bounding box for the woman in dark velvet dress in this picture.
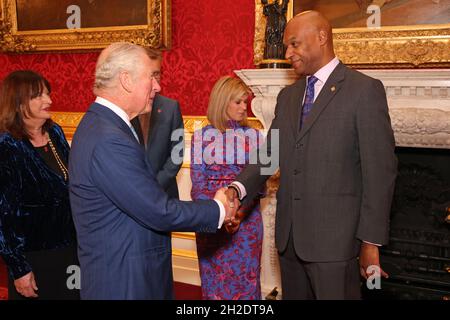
[0,70,79,300]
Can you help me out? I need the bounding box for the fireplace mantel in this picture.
[235,68,450,149]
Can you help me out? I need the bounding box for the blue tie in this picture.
[300,75,319,129]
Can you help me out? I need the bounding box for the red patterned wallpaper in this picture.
[0,0,256,116]
[0,52,99,112]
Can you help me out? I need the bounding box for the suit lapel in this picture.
[289,79,307,135]
[297,63,346,141]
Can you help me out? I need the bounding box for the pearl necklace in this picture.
[48,137,68,181]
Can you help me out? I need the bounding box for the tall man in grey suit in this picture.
[69,42,237,299]
[131,49,183,199]
[226,11,397,299]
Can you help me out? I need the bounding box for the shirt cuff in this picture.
[214,199,226,229]
[230,181,247,200]
[363,241,381,247]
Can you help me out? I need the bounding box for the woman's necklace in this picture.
[48,136,68,181]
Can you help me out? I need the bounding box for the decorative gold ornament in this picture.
[254,0,450,68]
[51,112,263,141]
[0,0,171,52]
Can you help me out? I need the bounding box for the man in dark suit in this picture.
[226,11,397,299]
[131,49,183,199]
[69,42,237,300]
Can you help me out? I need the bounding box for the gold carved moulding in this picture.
[254,0,450,68]
[0,0,171,52]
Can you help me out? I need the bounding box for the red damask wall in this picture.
[0,0,256,116]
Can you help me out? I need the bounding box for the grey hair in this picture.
[94,42,148,90]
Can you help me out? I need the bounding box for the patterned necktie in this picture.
[129,124,140,142]
[299,75,319,129]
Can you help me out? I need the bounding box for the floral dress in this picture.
[190,121,264,300]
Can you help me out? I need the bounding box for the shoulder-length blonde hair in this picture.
[207,76,251,132]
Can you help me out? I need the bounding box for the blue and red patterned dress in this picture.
[190,120,263,300]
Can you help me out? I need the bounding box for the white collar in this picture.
[95,96,131,127]
[310,56,340,84]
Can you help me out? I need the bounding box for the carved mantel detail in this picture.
[236,69,450,148]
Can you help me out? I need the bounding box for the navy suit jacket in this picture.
[69,102,219,300]
[131,94,184,199]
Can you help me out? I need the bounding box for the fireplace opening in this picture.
[363,147,450,300]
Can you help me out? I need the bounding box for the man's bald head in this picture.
[283,10,335,76]
[293,11,333,46]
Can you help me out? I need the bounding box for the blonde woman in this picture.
[191,76,264,300]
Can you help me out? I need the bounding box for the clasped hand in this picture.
[213,187,242,234]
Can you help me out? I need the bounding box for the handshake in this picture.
[214,187,244,234]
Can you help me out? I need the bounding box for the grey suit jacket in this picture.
[132,94,184,199]
[237,63,397,262]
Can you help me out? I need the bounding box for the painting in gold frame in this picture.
[254,0,450,68]
[0,0,171,52]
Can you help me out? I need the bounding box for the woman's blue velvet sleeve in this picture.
[0,139,32,279]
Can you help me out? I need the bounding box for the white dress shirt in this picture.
[304,56,340,103]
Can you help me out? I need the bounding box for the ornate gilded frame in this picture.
[0,0,171,52]
[254,1,450,68]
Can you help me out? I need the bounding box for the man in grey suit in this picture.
[226,11,397,299]
[131,49,183,199]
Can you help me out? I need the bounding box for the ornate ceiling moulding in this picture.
[0,0,171,53]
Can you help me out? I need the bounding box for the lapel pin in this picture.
[158,109,162,113]
[331,85,336,92]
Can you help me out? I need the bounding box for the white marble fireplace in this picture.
[234,68,450,298]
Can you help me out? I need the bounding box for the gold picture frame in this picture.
[254,0,450,68]
[0,0,171,53]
